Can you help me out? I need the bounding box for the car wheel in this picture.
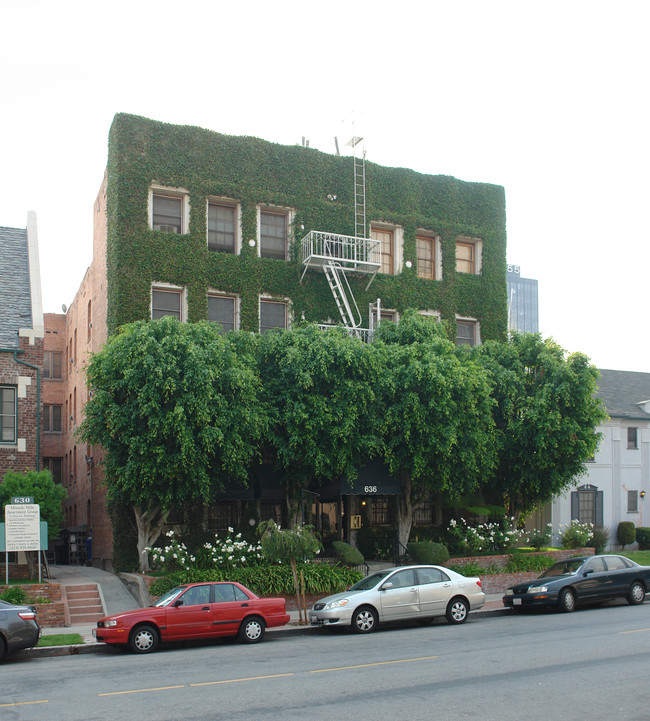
[446,597,469,624]
[558,588,576,613]
[129,624,159,654]
[0,636,6,662]
[238,616,266,643]
[351,606,378,633]
[627,581,646,605]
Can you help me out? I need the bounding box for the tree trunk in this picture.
[134,503,169,572]
[289,557,306,625]
[396,473,413,557]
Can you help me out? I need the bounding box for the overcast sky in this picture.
[2,0,648,372]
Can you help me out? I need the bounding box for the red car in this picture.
[94,581,290,653]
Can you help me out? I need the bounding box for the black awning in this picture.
[316,460,401,497]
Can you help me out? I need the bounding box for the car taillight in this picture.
[18,611,36,620]
[476,580,482,588]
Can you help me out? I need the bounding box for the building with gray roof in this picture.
[0,212,45,476]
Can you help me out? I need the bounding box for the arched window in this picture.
[571,484,603,525]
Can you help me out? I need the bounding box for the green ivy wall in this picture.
[106,113,507,339]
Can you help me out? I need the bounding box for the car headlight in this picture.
[504,589,514,596]
[528,585,548,594]
[324,599,349,610]
[104,619,118,627]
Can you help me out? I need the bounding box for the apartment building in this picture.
[59,113,508,568]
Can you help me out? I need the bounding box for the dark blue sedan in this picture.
[0,600,40,660]
[503,555,650,613]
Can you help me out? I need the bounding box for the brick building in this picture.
[0,213,44,477]
[58,114,508,569]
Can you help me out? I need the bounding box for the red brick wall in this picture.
[446,547,594,570]
[0,582,65,627]
[0,333,43,476]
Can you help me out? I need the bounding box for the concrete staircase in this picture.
[63,583,105,625]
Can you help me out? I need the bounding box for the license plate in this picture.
[513,598,522,606]
[310,616,318,624]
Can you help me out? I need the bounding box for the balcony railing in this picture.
[300,230,381,275]
[317,323,374,343]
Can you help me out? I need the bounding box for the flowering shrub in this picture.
[527,523,554,550]
[559,520,594,549]
[146,530,196,573]
[203,527,263,570]
[447,518,526,554]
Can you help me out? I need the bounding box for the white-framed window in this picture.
[0,386,17,444]
[380,309,398,324]
[627,427,638,449]
[260,297,289,334]
[259,206,293,260]
[417,309,441,322]
[43,350,63,379]
[455,316,480,347]
[208,292,238,333]
[370,223,404,275]
[416,232,441,281]
[149,185,190,234]
[207,199,239,253]
[455,236,482,274]
[151,284,186,321]
[628,490,639,513]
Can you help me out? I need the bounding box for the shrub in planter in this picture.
[407,541,450,565]
[0,586,27,605]
[617,521,636,550]
[587,526,610,554]
[560,520,593,549]
[332,541,364,567]
[636,527,650,550]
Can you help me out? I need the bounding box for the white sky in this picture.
[2,0,649,372]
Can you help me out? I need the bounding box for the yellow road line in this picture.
[99,685,184,697]
[619,628,650,634]
[311,655,438,673]
[191,673,294,687]
[0,700,48,707]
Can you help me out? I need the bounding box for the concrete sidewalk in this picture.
[26,567,508,658]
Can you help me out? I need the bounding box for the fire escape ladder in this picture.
[323,261,363,329]
[353,150,367,240]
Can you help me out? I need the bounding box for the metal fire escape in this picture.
[300,137,383,341]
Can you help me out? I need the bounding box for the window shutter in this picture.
[595,491,604,526]
[571,491,579,521]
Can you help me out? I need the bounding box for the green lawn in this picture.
[621,550,650,566]
[38,634,84,647]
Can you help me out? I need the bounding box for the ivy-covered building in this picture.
[63,113,508,568]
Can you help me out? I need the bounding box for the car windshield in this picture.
[154,586,187,607]
[349,571,393,591]
[540,559,584,578]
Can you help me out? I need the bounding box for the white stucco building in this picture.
[550,370,650,548]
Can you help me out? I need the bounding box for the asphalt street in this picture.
[3,599,650,721]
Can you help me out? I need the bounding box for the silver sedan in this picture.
[310,565,485,633]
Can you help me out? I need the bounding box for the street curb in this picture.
[21,606,511,658]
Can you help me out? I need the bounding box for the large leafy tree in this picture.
[257,324,381,524]
[80,317,267,571]
[373,311,497,550]
[478,332,607,522]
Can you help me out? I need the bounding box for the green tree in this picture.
[374,311,497,550]
[478,332,607,522]
[0,469,67,578]
[0,470,66,538]
[257,324,381,525]
[258,520,322,624]
[80,317,267,571]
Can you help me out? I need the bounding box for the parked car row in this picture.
[3,555,650,659]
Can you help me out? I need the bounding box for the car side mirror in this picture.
[584,569,593,576]
[381,581,394,590]
[173,599,184,607]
